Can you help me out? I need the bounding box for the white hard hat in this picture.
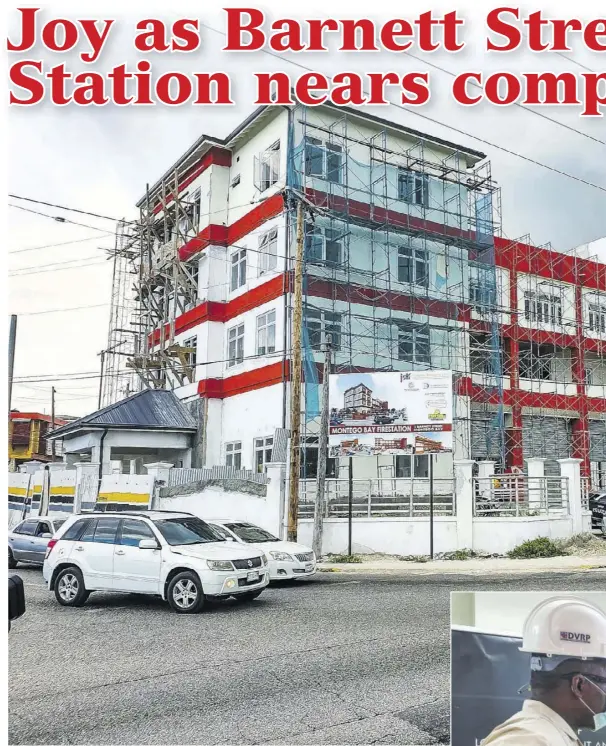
[520,596,606,671]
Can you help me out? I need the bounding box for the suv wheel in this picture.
[54,567,90,607]
[167,571,204,613]
[8,548,17,569]
[233,590,263,602]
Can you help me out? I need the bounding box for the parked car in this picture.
[43,511,269,613]
[374,414,395,425]
[602,516,606,536]
[9,517,67,568]
[589,491,606,530]
[8,574,25,632]
[205,519,316,581]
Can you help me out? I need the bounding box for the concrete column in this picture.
[454,460,475,551]
[526,458,546,511]
[74,462,101,513]
[477,461,495,501]
[265,462,287,539]
[144,462,175,486]
[557,458,583,534]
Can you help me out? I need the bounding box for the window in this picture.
[256,140,280,191]
[227,324,245,368]
[304,137,342,183]
[254,436,273,473]
[305,225,343,266]
[62,519,92,541]
[524,292,562,325]
[519,342,552,380]
[398,168,429,207]
[224,522,279,543]
[119,519,156,547]
[470,333,500,376]
[589,303,606,334]
[154,517,226,546]
[256,310,276,355]
[230,249,247,291]
[231,174,241,188]
[398,246,428,287]
[93,517,120,544]
[182,336,197,371]
[208,523,234,540]
[398,322,431,364]
[14,521,36,536]
[396,455,430,477]
[258,228,278,275]
[225,441,242,469]
[306,308,342,351]
[35,521,52,537]
[469,278,495,311]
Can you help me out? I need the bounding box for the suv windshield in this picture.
[154,517,226,546]
[225,523,279,543]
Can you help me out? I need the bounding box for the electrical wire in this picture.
[15,303,109,316]
[199,21,606,195]
[9,234,111,255]
[9,260,110,277]
[8,194,126,223]
[9,204,115,232]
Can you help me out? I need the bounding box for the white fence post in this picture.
[454,460,475,551]
[145,462,174,509]
[557,458,583,534]
[477,461,495,501]
[526,458,546,511]
[265,462,287,539]
[74,462,101,513]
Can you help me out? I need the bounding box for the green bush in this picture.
[398,555,429,563]
[327,553,363,564]
[507,537,564,559]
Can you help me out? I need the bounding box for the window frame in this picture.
[304,136,343,184]
[182,335,197,372]
[524,291,563,325]
[256,309,277,356]
[225,441,243,469]
[306,307,342,352]
[253,436,274,474]
[230,249,247,292]
[258,140,281,191]
[397,168,429,207]
[118,518,157,547]
[305,224,343,267]
[397,245,429,288]
[227,323,245,368]
[397,322,431,365]
[258,228,278,276]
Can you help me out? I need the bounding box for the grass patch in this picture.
[326,553,363,564]
[398,555,430,563]
[507,537,564,559]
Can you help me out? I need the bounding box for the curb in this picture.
[317,560,606,575]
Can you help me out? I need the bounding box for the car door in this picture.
[71,517,120,590]
[112,518,162,594]
[29,520,54,564]
[11,520,39,562]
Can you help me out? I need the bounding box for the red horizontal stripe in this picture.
[152,147,231,215]
[198,360,290,399]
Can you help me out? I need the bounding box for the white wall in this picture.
[517,273,576,335]
[157,485,282,536]
[472,516,575,554]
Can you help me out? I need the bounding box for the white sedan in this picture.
[206,520,316,581]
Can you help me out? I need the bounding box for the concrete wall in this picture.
[472,516,575,554]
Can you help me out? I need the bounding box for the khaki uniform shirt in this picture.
[480,700,584,746]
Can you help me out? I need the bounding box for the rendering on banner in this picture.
[328,370,453,458]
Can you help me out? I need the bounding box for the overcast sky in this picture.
[7,0,606,417]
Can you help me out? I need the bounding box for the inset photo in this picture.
[451,592,606,746]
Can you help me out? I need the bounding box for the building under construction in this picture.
[102,102,606,484]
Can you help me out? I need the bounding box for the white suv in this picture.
[43,511,269,613]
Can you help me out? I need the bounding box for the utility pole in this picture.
[287,200,305,542]
[97,350,106,410]
[8,315,17,413]
[50,387,56,461]
[313,335,332,559]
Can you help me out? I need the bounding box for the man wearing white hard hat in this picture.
[481,596,606,745]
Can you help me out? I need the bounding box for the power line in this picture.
[9,204,115,232]
[199,22,606,195]
[9,234,111,255]
[8,194,126,223]
[14,303,109,316]
[10,254,106,273]
[9,260,109,277]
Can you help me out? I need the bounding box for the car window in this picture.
[15,521,37,536]
[52,520,66,533]
[93,517,120,544]
[63,519,93,541]
[35,522,52,537]
[209,524,234,540]
[154,517,226,546]
[224,522,280,543]
[79,520,98,542]
[119,519,156,547]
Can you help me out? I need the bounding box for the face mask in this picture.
[577,676,606,732]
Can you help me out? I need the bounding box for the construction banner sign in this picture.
[328,370,453,458]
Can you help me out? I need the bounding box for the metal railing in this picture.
[580,476,590,510]
[473,476,569,516]
[299,478,456,518]
[167,466,269,488]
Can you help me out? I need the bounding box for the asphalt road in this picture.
[9,567,606,745]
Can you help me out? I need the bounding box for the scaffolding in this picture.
[285,106,504,478]
[102,173,202,406]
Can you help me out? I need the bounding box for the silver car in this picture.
[9,517,67,568]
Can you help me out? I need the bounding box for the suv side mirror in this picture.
[138,539,160,550]
[40,533,52,539]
